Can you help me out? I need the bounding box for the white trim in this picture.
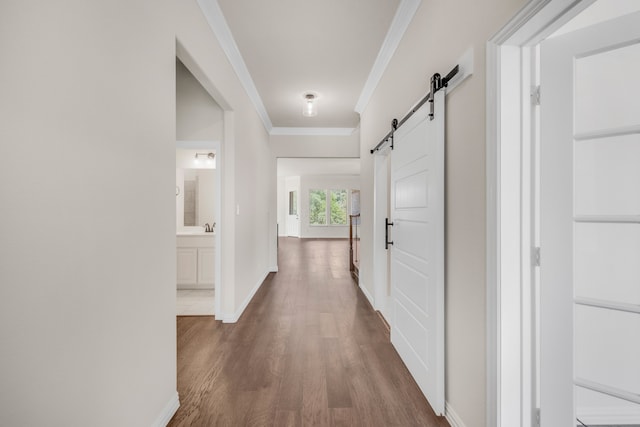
[359,281,375,308]
[445,402,468,427]
[577,406,640,425]
[269,265,279,273]
[269,127,357,136]
[486,1,598,426]
[485,36,501,427]
[444,47,475,94]
[152,391,179,427]
[574,123,640,141]
[354,0,422,114]
[222,269,269,323]
[196,0,273,132]
[575,378,640,405]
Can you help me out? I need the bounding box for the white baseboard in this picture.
[445,401,467,427]
[358,281,375,308]
[578,406,640,425]
[152,391,179,427]
[269,265,278,272]
[222,269,269,323]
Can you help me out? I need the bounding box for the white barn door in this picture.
[540,11,640,425]
[389,90,445,415]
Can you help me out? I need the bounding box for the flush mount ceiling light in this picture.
[302,92,318,117]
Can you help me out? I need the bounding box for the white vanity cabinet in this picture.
[176,247,198,285]
[176,234,215,289]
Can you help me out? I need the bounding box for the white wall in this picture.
[0,0,275,425]
[176,58,223,141]
[176,148,217,169]
[299,175,360,239]
[176,168,185,228]
[357,0,527,425]
[0,1,176,426]
[175,0,273,321]
[277,176,287,236]
[270,131,359,158]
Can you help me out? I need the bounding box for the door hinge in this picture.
[531,85,541,106]
[534,408,541,427]
[533,247,541,267]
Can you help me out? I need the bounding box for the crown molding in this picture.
[198,0,420,131]
[270,127,357,136]
[354,0,422,114]
[196,0,273,132]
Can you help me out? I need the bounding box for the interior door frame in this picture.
[486,0,596,426]
[373,148,391,322]
[177,139,223,317]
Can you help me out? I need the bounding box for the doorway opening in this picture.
[175,54,225,318]
[488,1,640,425]
[276,158,360,239]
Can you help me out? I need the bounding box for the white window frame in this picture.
[486,1,596,426]
[308,188,350,227]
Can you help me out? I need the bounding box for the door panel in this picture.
[390,90,445,415]
[540,11,640,425]
[575,42,640,134]
[575,223,640,304]
[574,134,640,215]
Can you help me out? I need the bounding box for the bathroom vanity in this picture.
[176,228,215,289]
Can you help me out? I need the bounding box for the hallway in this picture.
[169,238,448,426]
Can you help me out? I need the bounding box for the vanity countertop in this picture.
[176,231,215,236]
[177,226,215,237]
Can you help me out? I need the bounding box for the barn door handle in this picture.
[385,218,394,250]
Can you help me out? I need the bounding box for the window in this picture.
[288,191,297,215]
[309,189,349,226]
[330,189,347,225]
[309,189,327,225]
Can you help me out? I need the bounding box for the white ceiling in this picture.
[277,158,360,177]
[205,0,413,132]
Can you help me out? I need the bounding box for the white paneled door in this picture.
[389,90,445,415]
[540,12,640,426]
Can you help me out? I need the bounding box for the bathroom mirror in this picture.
[176,168,216,228]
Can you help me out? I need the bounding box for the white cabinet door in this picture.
[177,247,197,287]
[389,90,445,415]
[197,247,215,286]
[540,11,640,425]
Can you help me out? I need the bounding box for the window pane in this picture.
[288,191,297,215]
[330,189,347,225]
[309,189,327,225]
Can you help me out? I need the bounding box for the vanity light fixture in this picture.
[302,92,318,117]
[194,152,215,166]
[195,152,215,161]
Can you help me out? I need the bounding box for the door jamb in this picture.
[486,1,595,426]
[373,148,391,320]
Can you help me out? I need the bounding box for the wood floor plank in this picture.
[330,407,354,427]
[168,237,449,427]
[323,337,353,409]
[301,333,330,426]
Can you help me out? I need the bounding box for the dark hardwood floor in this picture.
[169,237,449,427]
